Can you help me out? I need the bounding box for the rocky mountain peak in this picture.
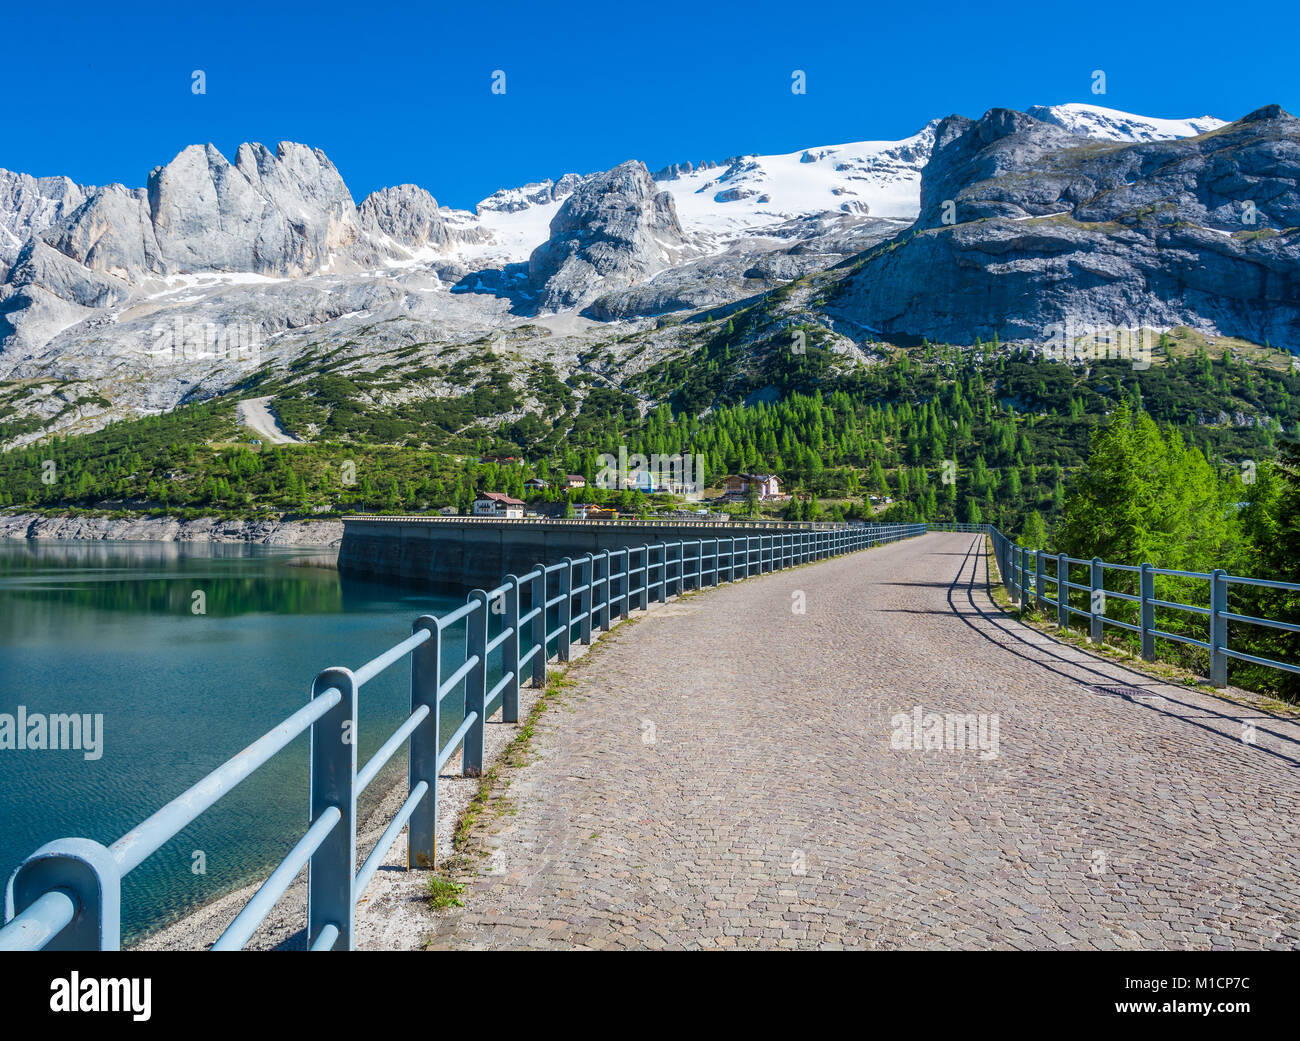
[1240,103,1291,124]
[836,105,1300,347]
[358,184,447,250]
[526,160,685,313]
[0,171,90,279]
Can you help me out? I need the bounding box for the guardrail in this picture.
[0,522,925,951]
[985,525,1300,688]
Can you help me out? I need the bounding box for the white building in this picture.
[472,492,525,518]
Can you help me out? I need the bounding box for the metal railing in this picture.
[986,525,1300,687]
[0,523,925,951]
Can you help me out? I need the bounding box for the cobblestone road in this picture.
[426,533,1300,950]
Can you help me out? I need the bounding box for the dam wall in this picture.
[338,515,844,590]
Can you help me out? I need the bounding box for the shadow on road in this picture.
[934,535,1300,767]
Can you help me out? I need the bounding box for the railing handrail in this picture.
[1,522,926,951]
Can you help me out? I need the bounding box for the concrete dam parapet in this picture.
[338,515,844,590]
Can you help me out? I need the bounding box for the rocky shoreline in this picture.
[0,511,343,546]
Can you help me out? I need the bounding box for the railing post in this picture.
[1139,563,1155,662]
[1089,557,1104,643]
[463,590,488,776]
[5,839,121,950]
[530,568,547,688]
[1034,551,1046,611]
[638,547,650,611]
[503,575,520,721]
[579,554,594,644]
[1210,569,1229,688]
[596,550,611,633]
[1019,546,1030,610]
[617,550,630,620]
[409,615,440,867]
[309,665,358,950]
[656,544,667,603]
[557,558,573,661]
[1057,554,1069,629]
[711,538,720,586]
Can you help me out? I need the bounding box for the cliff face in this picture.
[831,105,1300,345]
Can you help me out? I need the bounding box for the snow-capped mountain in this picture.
[653,123,937,242]
[0,101,1245,446]
[1026,102,1226,142]
[0,103,1219,282]
[431,103,1220,266]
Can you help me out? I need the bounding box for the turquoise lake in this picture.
[0,540,476,944]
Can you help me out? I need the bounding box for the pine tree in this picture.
[1020,510,1047,549]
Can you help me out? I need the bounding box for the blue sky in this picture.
[6,1,1296,209]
